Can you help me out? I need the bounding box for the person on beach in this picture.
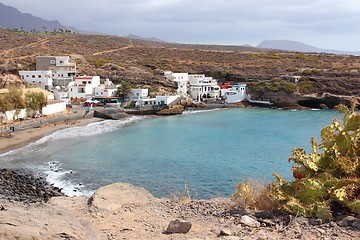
[83,104,91,118]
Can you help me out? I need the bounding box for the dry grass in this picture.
[171,183,193,204]
[232,180,279,211]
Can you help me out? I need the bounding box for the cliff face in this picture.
[248,89,358,109]
[246,76,359,109]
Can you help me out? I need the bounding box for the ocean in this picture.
[0,108,341,199]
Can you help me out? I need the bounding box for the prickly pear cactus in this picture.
[270,103,359,221]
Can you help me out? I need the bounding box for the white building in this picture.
[135,95,179,107]
[19,56,77,89]
[68,76,100,99]
[156,95,179,106]
[188,74,220,101]
[132,89,149,100]
[19,70,53,89]
[131,89,157,108]
[36,56,76,87]
[224,84,247,103]
[94,79,118,97]
[164,71,189,96]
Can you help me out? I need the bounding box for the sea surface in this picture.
[0,108,341,199]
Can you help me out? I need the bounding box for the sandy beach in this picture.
[0,107,104,154]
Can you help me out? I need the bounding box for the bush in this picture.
[286,67,299,72]
[270,103,359,221]
[248,79,297,93]
[233,180,278,211]
[303,69,321,76]
[298,79,315,94]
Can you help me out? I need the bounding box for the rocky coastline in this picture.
[0,169,63,204]
[0,169,359,240]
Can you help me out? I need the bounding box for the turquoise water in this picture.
[0,108,341,199]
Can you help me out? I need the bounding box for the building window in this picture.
[50,60,55,64]
[60,61,64,64]
[32,75,35,78]
[82,81,86,84]
[38,75,41,78]
[88,81,91,84]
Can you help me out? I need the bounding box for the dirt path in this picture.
[1,38,49,59]
[92,45,134,56]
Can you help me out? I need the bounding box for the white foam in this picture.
[44,161,94,197]
[183,108,222,115]
[0,115,147,159]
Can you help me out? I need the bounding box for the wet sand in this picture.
[0,107,104,154]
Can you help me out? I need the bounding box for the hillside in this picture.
[0,29,359,107]
[0,2,77,33]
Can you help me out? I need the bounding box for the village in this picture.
[1,55,250,124]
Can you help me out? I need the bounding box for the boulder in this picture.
[88,183,157,212]
[164,219,192,234]
[156,105,184,115]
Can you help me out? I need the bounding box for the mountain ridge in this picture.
[0,2,80,33]
[257,40,360,56]
[1,2,359,55]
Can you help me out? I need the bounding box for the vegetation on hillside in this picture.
[247,78,298,93]
[0,29,359,98]
[233,103,360,221]
[116,81,133,97]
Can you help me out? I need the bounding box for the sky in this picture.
[2,0,360,51]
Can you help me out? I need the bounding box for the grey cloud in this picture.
[1,0,359,50]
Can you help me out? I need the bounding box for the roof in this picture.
[93,96,122,99]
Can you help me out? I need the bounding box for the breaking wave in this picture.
[0,115,148,160]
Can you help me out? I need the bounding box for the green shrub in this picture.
[248,79,297,93]
[286,67,299,72]
[293,53,317,61]
[298,79,315,94]
[303,69,321,75]
[270,103,360,221]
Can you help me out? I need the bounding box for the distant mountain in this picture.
[257,40,360,56]
[126,34,168,43]
[0,2,79,32]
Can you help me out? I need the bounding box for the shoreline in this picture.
[0,108,104,154]
[0,104,321,154]
[1,108,359,239]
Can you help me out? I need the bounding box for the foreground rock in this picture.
[0,179,359,239]
[164,219,192,234]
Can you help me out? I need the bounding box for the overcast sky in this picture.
[2,0,360,51]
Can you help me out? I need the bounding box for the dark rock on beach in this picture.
[0,168,63,203]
